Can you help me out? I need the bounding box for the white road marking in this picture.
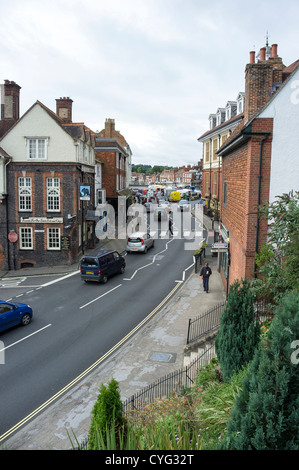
[0,324,52,353]
[0,277,27,287]
[41,270,79,287]
[80,284,122,309]
[123,239,174,281]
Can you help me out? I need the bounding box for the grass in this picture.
[69,360,248,450]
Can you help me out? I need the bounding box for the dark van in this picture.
[80,249,125,283]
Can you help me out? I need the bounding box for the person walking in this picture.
[200,262,212,293]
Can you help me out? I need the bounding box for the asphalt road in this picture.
[0,217,205,438]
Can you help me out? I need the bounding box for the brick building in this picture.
[198,93,244,218]
[175,166,193,186]
[0,85,96,270]
[95,118,132,213]
[217,44,299,290]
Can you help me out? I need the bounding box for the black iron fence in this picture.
[74,346,216,449]
[186,301,226,345]
[254,297,275,321]
[123,345,215,415]
[74,295,275,449]
[186,297,274,347]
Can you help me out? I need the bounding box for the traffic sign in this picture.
[8,232,18,243]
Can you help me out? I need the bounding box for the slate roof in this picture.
[217,58,299,156]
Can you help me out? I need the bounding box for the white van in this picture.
[126,232,155,254]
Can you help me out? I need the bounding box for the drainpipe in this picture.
[4,157,12,270]
[242,129,270,277]
[254,132,270,277]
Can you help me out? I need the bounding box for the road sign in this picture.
[211,242,228,253]
[8,231,18,243]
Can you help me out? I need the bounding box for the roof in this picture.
[0,100,95,145]
[0,146,10,157]
[81,249,116,258]
[198,112,244,141]
[217,58,299,156]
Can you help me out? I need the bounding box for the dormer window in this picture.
[236,92,245,114]
[216,109,225,126]
[209,114,216,129]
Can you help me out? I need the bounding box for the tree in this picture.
[215,278,260,381]
[219,291,299,450]
[88,378,126,450]
[252,191,299,304]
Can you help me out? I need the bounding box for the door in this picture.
[105,253,118,276]
[112,251,123,272]
[0,303,19,332]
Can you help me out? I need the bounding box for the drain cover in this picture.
[149,351,177,363]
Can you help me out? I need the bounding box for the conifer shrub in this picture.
[215,278,260,381]
[219,291,299,450]
[88,378,126,450]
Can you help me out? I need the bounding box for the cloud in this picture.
[1,0,299,167]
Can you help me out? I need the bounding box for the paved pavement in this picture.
[1,216,226,450]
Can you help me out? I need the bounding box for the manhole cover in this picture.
[149,351,177,363]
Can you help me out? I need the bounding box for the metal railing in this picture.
[74,295,275,448]
[186,301,226,345]
[123,345,215,414]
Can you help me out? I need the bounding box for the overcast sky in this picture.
[1,0,299,167]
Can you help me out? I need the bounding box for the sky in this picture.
[1,0,299,167]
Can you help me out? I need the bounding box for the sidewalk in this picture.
[2,216,226,450]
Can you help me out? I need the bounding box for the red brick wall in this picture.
[221,118,273,285]
[98,150,117,198]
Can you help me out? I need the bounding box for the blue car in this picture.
[0,300,33,333]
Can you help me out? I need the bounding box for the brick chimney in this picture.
[56,97,73,122]
[244,44,284,122]
[0,80,21,137]
[104,118,115,138]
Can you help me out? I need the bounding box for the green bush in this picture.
[219,291,299,450]
[88,378,126,450]
[215,278,260,381]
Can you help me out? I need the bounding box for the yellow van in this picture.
[169,191,181,202]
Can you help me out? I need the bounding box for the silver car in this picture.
[126,232,155,254]
[178,200,190,211]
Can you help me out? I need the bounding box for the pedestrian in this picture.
[200,262,212,293]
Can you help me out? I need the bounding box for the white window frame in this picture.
[19,227,33,250]
[18,177,32,211]
[47,227,61,250]
[47,177,60,212]
[26,138,48,160]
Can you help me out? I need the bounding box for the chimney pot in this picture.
[260,47,266,61]
[249,51,255,64]
[271,44,278,57]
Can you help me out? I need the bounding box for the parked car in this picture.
[126,232,155,254]
[178,200,190,211]
[80,249,125,283]
[159,202,171,212]
[0,300,33,333]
